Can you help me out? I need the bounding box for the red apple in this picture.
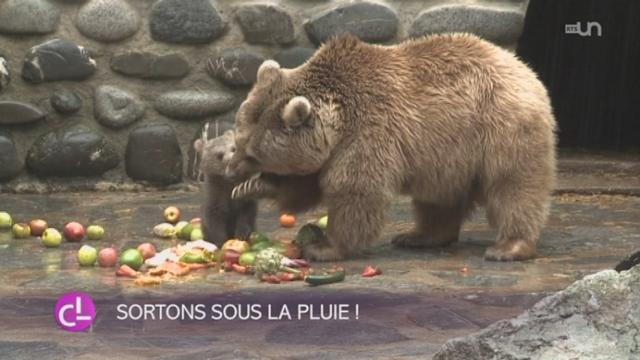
[63,222,85,242]
[98,247,118,267]
[29,219,48,236]
[137,243,156,260]
[163,206,181,224]
[190,217,202,225]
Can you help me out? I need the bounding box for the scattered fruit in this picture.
[180,250,207,264]
[12,223,31,238]
[174,221,189,234]
[98,247,118,267]
[317,215,328,230]
[279,213,296,228]
[63,222,85,242]
[42,228,62,247]
[190,228,204,241]
[178,223,194,240]
[249,232,269,245]
[239,251,257,266]
[163,206,181,224]
[119,248,144,270]
[0,212,12,230]
[361,265,382,277]
[116,264,138,277]
[305,267,346,286]
[153,223,176,238]
[29,219,48,236]
[190,217,202,225]
[137,243,157,260]
[77,245,98,266]
[222,239,250,254]
[86,225,105,240]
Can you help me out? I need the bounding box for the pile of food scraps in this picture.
[0,208,382,287]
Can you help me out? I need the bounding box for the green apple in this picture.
[317,215,328,230]
[0,212,12,230]
[12,223,31,238]
[86,225,105,240]
[179,223,194,240]
[190,228,204,241]
[239,251,257,266]
[174,221,189,235]
[77,245,98,266]
[119,248,144,270]
[42,228,62,247]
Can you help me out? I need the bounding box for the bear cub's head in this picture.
[226,60,339,181]
[194,129,236,178]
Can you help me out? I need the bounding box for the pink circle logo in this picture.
[54,291,96,332]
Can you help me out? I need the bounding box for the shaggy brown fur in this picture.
[227,33,556,261]
[196,130,323,246]
[195,130,257,246]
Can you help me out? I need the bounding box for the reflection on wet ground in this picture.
[0,192,638,359]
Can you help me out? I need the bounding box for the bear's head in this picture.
[195,129,236,177]
[226,60,340,180]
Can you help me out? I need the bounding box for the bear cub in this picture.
[195,127,323,246]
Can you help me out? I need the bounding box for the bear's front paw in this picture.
[303,244,345,262]
[484,240,536,261]
[392,232,456,248]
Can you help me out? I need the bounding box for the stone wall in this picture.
[0,0,527,192]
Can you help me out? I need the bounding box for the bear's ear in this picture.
[282,96,312,127]
[257,60,281,83]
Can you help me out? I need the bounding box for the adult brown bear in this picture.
[226,33,556,262]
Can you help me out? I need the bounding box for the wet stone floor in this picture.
[0,192,639,359]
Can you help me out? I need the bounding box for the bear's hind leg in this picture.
[392,201,470,248]
[484,179,550,261]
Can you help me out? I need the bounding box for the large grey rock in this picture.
[22,39,96,84]
[94,85,145,129]
[206,48,265,86]
[110,51,190,79]
[0,131,19,181]
[26,125,119,177]
[273,47,315,69]
[304,1,398,45]
[0,0,61,35]
[0,101,46,125]
[50,89,82,114]
[154,90,235,119]
[0,53,9,92]
[435,267,640,360]
[74,0,140,42]
[234,3,295,45]
[125,124,182,184]
[150,0,225,44]
[409,5,525,44]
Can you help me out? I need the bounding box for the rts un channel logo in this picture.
[55,291,96,332]
[565,21,602,37]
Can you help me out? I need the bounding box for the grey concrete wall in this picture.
[0,0,527,192]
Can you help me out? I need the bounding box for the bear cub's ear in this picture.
[257,60,281,83]
[194,139,204,153]
[283,96,312,127]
